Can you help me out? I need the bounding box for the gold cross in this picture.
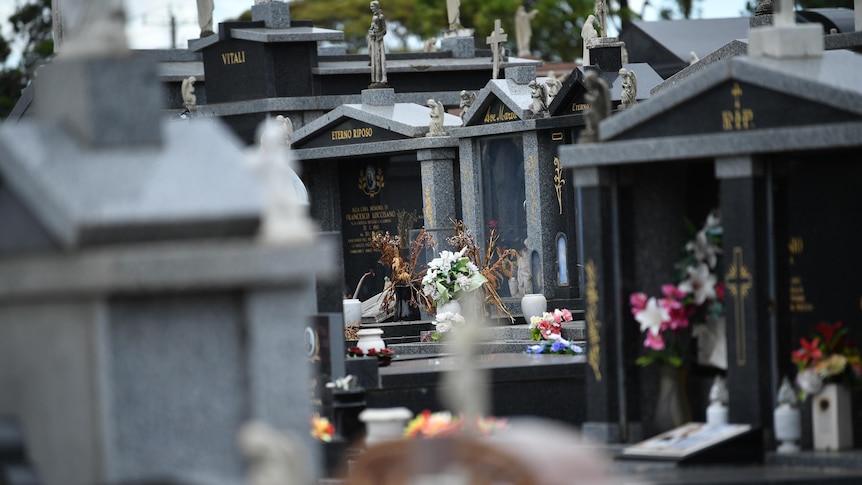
[725,246,752,366]
[731,83,743,109]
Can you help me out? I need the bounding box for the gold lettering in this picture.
[573,103,589,111]
[585,260,602,382]
[221,51,247,65]
[331,129,353,140]
[722,111,734,131]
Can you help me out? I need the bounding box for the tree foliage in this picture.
[1,0,53,119]
[290,0,597,62]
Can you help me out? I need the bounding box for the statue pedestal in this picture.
[441,35,475,58]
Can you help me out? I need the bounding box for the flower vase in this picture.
[393,283,420,321]
[437,299,462,317]
[653,364,691,434]
[521,293,547,320]
[355,328,385,354]
[812,383,853,451]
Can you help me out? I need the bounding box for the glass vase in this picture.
[653,363,691,434]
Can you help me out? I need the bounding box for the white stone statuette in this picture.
[581,15,598,66]
[59,0,129,58]
[528,80,549,118]
[578,70,610,144]
[275,114,294,148]
[423,37,438,52]
[368,1,388,87]
[689,51,700,65]
[244,118,314,244]
[594,0,608,37]
[446,0,463,31]
[619,68,637,109]
[515,6,539,57]
[181,76,197,111]
[459,89,477,124]
[426,99,447,137]
[197,0,215,37]
[545,71,563,100]
[239,421,312,485]
[486,19,508,80]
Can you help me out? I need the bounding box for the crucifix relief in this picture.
[725,247,753,366]
[486,19,507,80]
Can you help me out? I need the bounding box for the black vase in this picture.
[393,283,420,321]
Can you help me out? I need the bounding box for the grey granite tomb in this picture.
[0,33,336,485]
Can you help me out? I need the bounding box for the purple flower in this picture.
[526,343,547,354]
[551,340,568,353]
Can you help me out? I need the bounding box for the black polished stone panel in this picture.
[615,81,862,141]
[721,172,773,430]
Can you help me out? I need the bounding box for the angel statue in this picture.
[619,68,638,109]
[426,99,447,137]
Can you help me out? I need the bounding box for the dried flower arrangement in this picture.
[445,220,519,322]
[370,229,435,314]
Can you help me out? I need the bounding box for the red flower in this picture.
[791,337,823,365]
[816,321,844,350]
[715,282,725,302]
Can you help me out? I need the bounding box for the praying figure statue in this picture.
[619,67,638,109]
[528,80,549,119]
[181,76,197,111]
[578,70,610,143]
[581,15,598,66]
[426,99,447,137]
[594,0,608,37]
[423,37,438,52]
[446,0,463,31]
[368,1,388,87]
[515,6,539,57]
[197,0,215,37]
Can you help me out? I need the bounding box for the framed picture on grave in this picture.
[478,136,526,298]
[620,422,754,462]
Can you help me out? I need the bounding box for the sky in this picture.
[1,0,751,64]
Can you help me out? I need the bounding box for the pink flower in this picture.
[629,292,648,314]
[661,284,686,299]
[644,331,665,350]
[552,312,563,324]
[560,308,573,321]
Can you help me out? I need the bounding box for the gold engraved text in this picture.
[585,260,602,382]
[721,83,755,131]
[221,51,246,65]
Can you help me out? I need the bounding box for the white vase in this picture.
[343,298,362,327]
[521,293,547,320]
[774,403,801,453]
[356,328,385,354]
[437,300,462,316]
[359,407,413,445]
[812,383,853,451]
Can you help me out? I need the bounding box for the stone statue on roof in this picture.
[581,15,598,66]
[619,68,637,109]
[515,6,539,57]
[594,0,608,37]
[579,70,610,143]
[447,0,463,31]
[368,1,388,87]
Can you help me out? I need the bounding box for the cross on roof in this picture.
[486,19,507,80]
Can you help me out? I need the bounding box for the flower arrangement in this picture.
[792,321,862,399]
[444,220,519,321]
[311,414,334,442]
[403,410,508,438]
[420,247,487,305]
[347,346,396,366]
[525,309,582,355]
[371,229,435,313]
[430,310,465,340]
[629,210,724,368]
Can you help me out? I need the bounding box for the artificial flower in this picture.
[677,262,717,305]
[792,321,862,400]
[311,414,334,442]
[634,297,669,337]
[644,331,665,351]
